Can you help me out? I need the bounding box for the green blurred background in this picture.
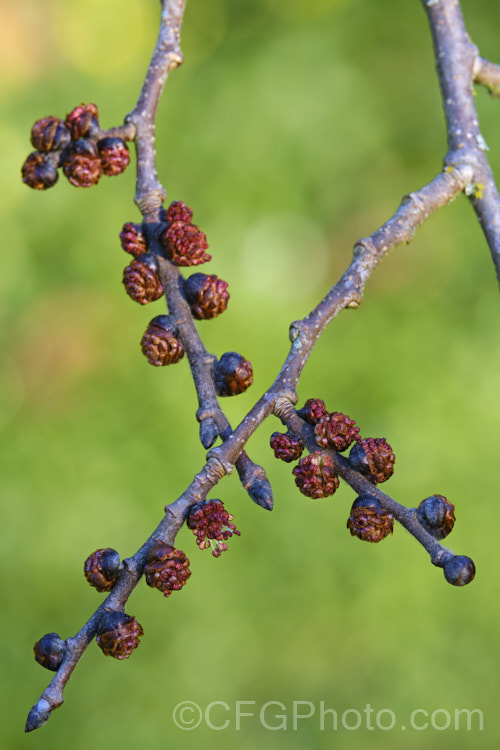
[1,0,499,747]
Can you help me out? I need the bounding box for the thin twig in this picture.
[96,123,137,142]
[26,456,226,732]
[155,251,274,509]
[474,56,500,97]
[127,0,187,217]
[125,0,274,507]
[277,403,454,568]
[207,165,474,469]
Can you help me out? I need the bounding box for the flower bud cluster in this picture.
[22,104,130,190]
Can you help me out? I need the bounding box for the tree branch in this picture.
[155,251,274,510]
[26,455,226,733]
[126,0,187,217]
[207,165,474,471]
[124,0,274,508]
[25,0,496,733]
[422,0,500,283]
[276,403,454,568]
[26,151,475,731]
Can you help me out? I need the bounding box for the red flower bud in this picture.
[314,411,360,452]
[214,352,253,396]
[65,103,99,140]
[119,222,148,257]
[62,139,102,187]
[140,315,184,366]
[296,398,329,425]
[166,200,193,224]
[96,612,143,659]
[144,543,191,596]
[98,137,130,176]
[292,451,339,498]
[347,495,393,542]
[349,438,395,484]
[21,152,58,190]
[30,116,70,152]
[184,273,229,320]
[270,432,304,462]
[161,221,211,266]
[122,254,163,305]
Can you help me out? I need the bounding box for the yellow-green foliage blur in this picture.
[1,1,499,749]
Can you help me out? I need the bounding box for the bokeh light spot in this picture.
[261,0,346,24]
[182,0,227,67]
[53,0,156,78]
[241,214,329,299]
[0,2,49,88]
